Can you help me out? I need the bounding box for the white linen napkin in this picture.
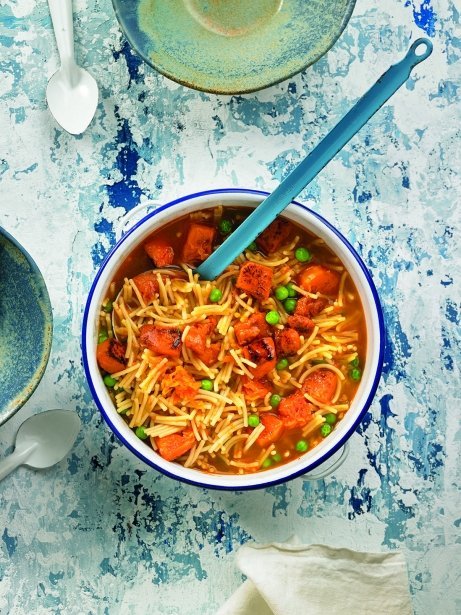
[217,542,412,615]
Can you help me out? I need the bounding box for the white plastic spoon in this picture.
[0,409,81,482]
[46,0,98,135]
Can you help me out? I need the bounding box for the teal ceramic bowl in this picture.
[0,228,53,425]
[112,0,357,94]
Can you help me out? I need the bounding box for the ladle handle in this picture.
[0,444,36,482]
[47,0,75,71]
[196,38,433,280]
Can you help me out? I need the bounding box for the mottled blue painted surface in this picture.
[0,0,460,613]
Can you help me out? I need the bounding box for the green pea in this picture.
[269,394,282,408]
[103,375,117,388]
[284,298,297,314]
[275,286,289,301]
[350,356,360,368]
[320,424,332,437]
[295,439,309,452]
[325,413,337,425]
[98,330,108,344]
[272,453,282,462]
[103,300,113,313]
[350,367,362,381]
[276,358,289,371]
[219,219,233,235]
[200,379,213,391]
[295,247,312,263]
[248,414,260,428]
[209,288,223,303]
[118,408,128,416]
[247,241,257,251]
[262,458,272,468]
[135,426,148,440]
[265,310,280,326]
[286,282,297,297]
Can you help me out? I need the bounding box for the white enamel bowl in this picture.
[82,189,385,490]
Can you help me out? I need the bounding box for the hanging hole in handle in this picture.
[409,38,433,63]
[115,201,161,241]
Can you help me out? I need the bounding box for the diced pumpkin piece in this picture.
[132,271,159,304]
[278,392,314,430]
[236,262,273,302]
[234,312,272,346]
[243,337,277,379]
[287,315,315,333]
[196,343,220,366]
[144,237,174,268]
[185,319,219,366]
[256,219,291,253]
[162,365,200,403]
[156,429,196,462]
[242,377,271,401]
[139,324,182,358]
[298,265,340,296]
[96,339,127,374]
[257,414,284,447]
[182,223,215,263]
[275,328,301,355]
[294,296,328,318]
[302,369,338,404]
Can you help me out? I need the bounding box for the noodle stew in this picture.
[96,207,366,475]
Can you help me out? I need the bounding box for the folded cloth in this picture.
[217,542,412,615]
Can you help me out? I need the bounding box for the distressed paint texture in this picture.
[0,0,460,613]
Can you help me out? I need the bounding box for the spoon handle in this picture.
[48,0,75,70]
[196,38,433,281]
[0,444,36,482]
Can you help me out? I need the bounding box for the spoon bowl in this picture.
[46,65,98,135]
[0,409,81,481]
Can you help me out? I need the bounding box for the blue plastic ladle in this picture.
[196,38,433,280]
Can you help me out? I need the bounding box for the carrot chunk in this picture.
[302,369,338,404]
[144,237,174,268]
[182,223,215,263]
[275,328,301,355]
[236,262,273,302]
[256,219,291,254]
[162,366,200,403]
[243,337,277,379]
[234,312,272,346]
[257,414,284,447]
[139,324,182,358]
[156,429,196,462]
[242,377,271,401]
[294,296,328,318]
[298,265,340,296]
[278,392,314,430]
[287,315,315,333]
[185,319,219,366]
[96,338,127,374]
[132,271,159,304]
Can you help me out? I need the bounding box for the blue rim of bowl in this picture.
[0,227,53,426]
[82,188,385,490]
[111,1,357,94]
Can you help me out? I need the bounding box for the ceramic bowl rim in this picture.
[82,188,385,490]
[0,227,53,426]
[111,0,358,94]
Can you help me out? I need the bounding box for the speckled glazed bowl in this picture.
[83,189,384,490]
[112,0,357,94]
[0,228,53,425]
